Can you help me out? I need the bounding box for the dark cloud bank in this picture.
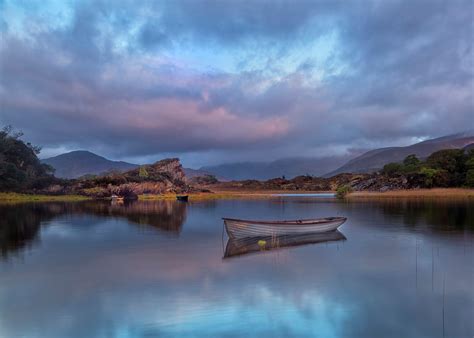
[0,0,472,166]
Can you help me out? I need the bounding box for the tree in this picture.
[403,154,420,167]
[382,162,403,176]
[465,150,474,187]
[0,126,53,191]
[402,154,421,173]
[426,149,464,173]
[419,167,438,188]
[425,149,466,186]
[466,170,474,187]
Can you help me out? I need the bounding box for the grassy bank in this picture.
[139,191,279,201]
[347,188,474,199]
[139,188,474,201]
[139,190,333,201]
[0,192,90,203]
[4,189,470,203]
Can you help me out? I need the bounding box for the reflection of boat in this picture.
[224,230,346,259]
[176,195,189,202]
[223,216,347,239]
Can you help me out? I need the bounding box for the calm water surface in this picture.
[0,197,473,337]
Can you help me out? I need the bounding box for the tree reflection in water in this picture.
[375,199,474,231]
[1,198,472,259]
[0,200,187,258]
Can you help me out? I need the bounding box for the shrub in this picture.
[466,170,474,187]
[401,155,421,174]
[139,166,149,178]
[419,167,438,188]
[403,154,421,167]
[382,162,403,176]
[336,185,352,199]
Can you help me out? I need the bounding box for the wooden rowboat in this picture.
[223,216,347,240]
[224,230,346,259]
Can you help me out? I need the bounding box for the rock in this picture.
[47,158,191,197]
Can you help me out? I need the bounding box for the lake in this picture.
[0,196,473,337]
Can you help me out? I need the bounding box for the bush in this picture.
[466,169,474,187]
[403,154,421,167]
[336,185,352,199]
[382,162,403,176]
[426,149,466,186]
[419,167,438,188]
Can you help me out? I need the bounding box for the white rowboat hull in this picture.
[223,217,347,240]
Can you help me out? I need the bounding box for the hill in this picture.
[325,132,474,176]
[42,151,138,178]
[43,158,190,198]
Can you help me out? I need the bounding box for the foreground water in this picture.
[0,197,473,338]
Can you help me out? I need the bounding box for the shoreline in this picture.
[140,188,474,201]
[139,190,336,201]
[347,188,474,199]
[1,188,473,203]
[0,192,90,203]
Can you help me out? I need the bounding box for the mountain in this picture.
[42,151,138,178]
[325,132,474,176]
[200,155,353,181]
[43,150,221,180]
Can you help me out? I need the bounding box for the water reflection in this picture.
[0,198,472,337]
[0,200,187,258]
[376,199,474,231]
[0,204,51,257]
[224,230,346,259]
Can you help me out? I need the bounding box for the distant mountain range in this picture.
[325,132,474,176]
[200,156,353,181]
[42,151,138,178]
[42,132,474,180]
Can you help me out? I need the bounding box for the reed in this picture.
[138,191,299,201]
[0,192,90,203]
[347,188,474,200]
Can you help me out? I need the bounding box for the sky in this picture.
[0,0,472,167]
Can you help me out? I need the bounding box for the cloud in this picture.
[0,0,472,165]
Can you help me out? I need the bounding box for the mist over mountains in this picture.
[42,132,474,180]
[326,132,474,176]
[199,156,353,181]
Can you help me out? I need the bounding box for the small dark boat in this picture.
[223,216,347,239]
[176,195,189,202]
[224,230,346,259]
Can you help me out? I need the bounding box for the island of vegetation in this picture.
[1,126,473,202]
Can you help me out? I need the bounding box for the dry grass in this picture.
[0,192,90,203]
[140,189,474,201]
[138,190,332,201]
[347,188,474,200]
[139,191,276,201]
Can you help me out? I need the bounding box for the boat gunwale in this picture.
[222,216,346,226]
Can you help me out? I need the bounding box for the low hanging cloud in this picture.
[0,0,472,164]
